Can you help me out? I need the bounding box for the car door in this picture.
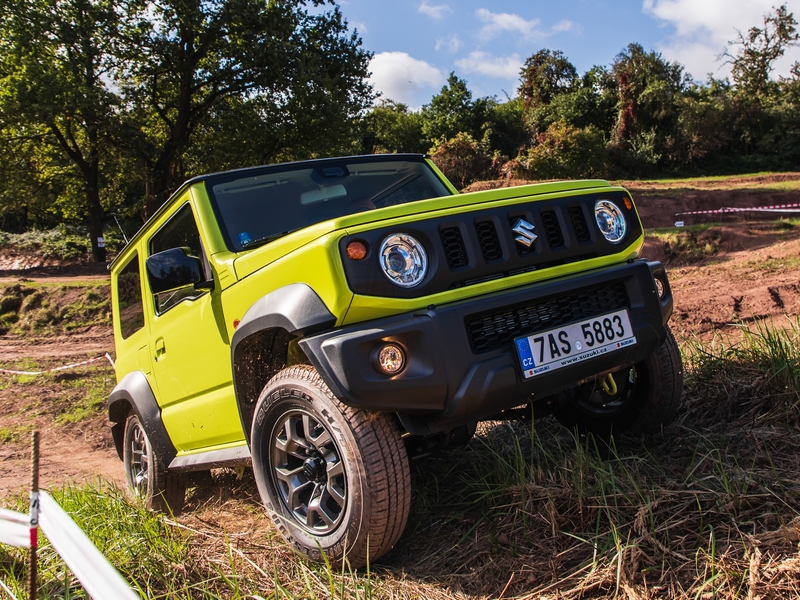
[146,199,244,452]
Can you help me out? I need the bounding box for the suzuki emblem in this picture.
[512,218,537,248]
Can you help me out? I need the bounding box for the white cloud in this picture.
[455,51,523,79]
[552,19,578,33]
[350,20,367,34]
[435,34,462,53]
[368,52,445,106]
[418,1,451,19]
[476,8,543,40]
[644,0,800,80]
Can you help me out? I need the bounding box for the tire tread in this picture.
[261,365,411,567]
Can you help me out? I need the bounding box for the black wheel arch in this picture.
[230,283,337,444]
[108,371,177,464]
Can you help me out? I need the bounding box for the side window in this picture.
[149,203,210,314]
[117,253,145,339]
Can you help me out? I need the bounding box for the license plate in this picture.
[515,309,636,379]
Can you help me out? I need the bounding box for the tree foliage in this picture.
[0,0,127,259]
[723,3,800,98]
[429,132,500,190]
[0,0,372,257]
[120,0,373,215]
[3,3,800,250]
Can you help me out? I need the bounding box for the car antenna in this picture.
[112,213,130,244]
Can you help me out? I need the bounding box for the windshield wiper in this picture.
[241,229,299,250]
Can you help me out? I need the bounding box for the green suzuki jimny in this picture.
[109,153,681,567]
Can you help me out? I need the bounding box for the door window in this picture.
[149,203,210,314]
[117,253,145,339]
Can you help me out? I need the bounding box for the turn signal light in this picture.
[346,240,368,260]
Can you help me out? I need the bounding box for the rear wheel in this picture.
[251,365,411,568]
[123,412,185,514]
[554,326,683,438]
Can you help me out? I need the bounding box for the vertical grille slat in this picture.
[475,220,503,261]
[440,226,468,269]
[569,206,591,243]
[540,210,564,248]
[465,281,629,353]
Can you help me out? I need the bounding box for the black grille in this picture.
[475,220,503,261]
[465,281,629,353]
[440,226,468,269]
[541,210,564,248]
[569,206,591,243]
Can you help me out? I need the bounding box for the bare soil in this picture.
[465,172,800,228]
[3,183,800,497]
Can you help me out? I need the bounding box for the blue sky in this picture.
[336,0,800,109]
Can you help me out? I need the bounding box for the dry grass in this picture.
[2,320,800,599]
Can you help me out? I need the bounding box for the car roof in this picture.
[110,154,429,269]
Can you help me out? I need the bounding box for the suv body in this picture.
[109,154,681,566]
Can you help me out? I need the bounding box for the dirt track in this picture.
[2,174,800,498]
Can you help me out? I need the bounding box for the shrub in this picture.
[505,120,609,180]
[429,132,502,189]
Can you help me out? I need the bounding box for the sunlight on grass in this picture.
[1,320,799,599]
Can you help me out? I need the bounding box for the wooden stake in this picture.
[28,430,39,600]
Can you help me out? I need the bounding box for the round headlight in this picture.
[595,200,627,244]
[379,234,427,287]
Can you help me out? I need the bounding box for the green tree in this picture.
[610,43,688,174]
[518,49,578,136]
[482,96,527,159]
[120,0,373,215]
[361,100,426,154]
[421,73,487,145]
[723,4,799,98]
[0,0,125,260]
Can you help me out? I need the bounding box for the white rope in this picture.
[0,353,115,376]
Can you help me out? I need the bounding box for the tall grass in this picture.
[2,319,800,598]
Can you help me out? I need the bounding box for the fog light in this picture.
[376,343,406,375]
[654,276,666,299]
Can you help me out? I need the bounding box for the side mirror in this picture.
[146,247,204,294]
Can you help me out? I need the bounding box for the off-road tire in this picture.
[251,365,411,568]
[555,326,683,438]
[123,412,185,514]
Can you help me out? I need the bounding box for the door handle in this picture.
[155,338,166,361]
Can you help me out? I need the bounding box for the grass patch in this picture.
[0,283,110,336]
[0,484,195,599]
[621,172,800,191]
[2,320,799,598]
[0,359,115,425]
[0,423,33,443]
[741,254,800,272]
[648,228,721,262]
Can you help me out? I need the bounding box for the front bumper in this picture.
[299,260,673,433]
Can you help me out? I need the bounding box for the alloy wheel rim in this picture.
[129,422,150,495]
[270,409,347,535]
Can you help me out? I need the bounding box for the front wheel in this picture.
[251,365,411,568]
[554,326,683,438]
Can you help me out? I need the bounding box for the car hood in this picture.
[231,179,615,281]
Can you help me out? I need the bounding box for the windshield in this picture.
[206,156,452,251]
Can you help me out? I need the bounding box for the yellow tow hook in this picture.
[601,373,618,396]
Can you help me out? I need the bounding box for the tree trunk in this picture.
[86,163,105,262]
